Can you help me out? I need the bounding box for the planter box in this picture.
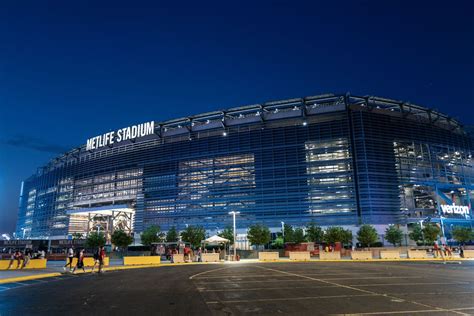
[380,250,400,259]
[258,252,279,261]
[289,252,310,261]
[463,250,474,258]
[0,259,47,270]
[319,251,341,260]
[407,250,429,259]
[202,253,220,262]
[65,257,109,267]
[124,256,161,265]
[172,254,185,263]
[351,251,372,260]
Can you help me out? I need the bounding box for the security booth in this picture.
[201,235,230,261]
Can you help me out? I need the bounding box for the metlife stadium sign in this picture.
[86,121,155,151]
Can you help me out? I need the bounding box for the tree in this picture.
[409,224,424,245]
[86,232,106,248]
[218,226,234,244]
[451,226,473,244]
[422,224,440,245]
[247,224,271,247]
[342,229,353,245]
[271,236,284,249]
[180,225,206,248]
[283,224,295,243]
[293,228,306,244]
[306,222,324,243]
[356,224,379,248]
[141,225,162,247]
[166,226,179,243]
[324,227,351,244]
[385,225,403,247]
[111,230,133,252]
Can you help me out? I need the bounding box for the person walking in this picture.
[64,247,75,271]
[7,250,22,269]
[92,247,100,272]
[72,249,86,274]
[98,246,106,273]
[22,248,32,269]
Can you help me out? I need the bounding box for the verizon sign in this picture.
[440,203,470,217]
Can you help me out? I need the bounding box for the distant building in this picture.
[15,93,474,240]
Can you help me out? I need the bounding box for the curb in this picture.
[0,273,62,284]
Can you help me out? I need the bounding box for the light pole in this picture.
[439,216,446,242]
[229,211,240,260]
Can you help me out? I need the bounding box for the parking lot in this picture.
[0,261,473,315]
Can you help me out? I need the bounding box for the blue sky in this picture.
[0,0,473,233]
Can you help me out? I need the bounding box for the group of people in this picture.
[7,248,46,269]
[63,246,106,274]
[165,245,222,262]
[433,241,453,258]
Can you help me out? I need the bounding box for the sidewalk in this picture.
[0,259,125,283]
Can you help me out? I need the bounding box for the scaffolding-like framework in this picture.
[37,93,466,175]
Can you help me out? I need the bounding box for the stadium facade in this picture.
[15,93,474,241]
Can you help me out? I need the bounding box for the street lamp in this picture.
[228,211,240,260]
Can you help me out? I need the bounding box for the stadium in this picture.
[15,93,474,242]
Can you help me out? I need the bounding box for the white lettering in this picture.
[441,203,470,216]
[85,121,155,150]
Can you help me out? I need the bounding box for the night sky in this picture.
[0,1,473,233]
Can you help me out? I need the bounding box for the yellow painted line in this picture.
[0,273,61,284]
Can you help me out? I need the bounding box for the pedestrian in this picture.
[184,246,191,262]
[92,247,100,272]
[197,247,202,262]
[7,250,22,269]
[72,249,86,274]
[98,246,106,273]
[64,247,75,271]
[22,248,31,269]
[444,245,452,257]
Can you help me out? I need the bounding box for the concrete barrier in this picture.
[172,254,185,263]
[258,252,279,261]
[351,251,372,260]
[380,250,400,259]
[0,259,47,270]
[65,257,109,267]
[407,250,429,259]
[123,256,161,265]
[463,250,474,258]
[319,251,341,260]
[201,253,220,262]
[289,252,311,261]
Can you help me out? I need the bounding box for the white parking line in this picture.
[206,293,378,304]
[256,266,469,316]
[199,285,339,292]
[192,272,390,279]
[353,281,469,287]
[189,267,230,280]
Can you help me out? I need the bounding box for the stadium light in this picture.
[228,211,240,259]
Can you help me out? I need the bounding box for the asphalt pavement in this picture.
[0,261,473,315]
